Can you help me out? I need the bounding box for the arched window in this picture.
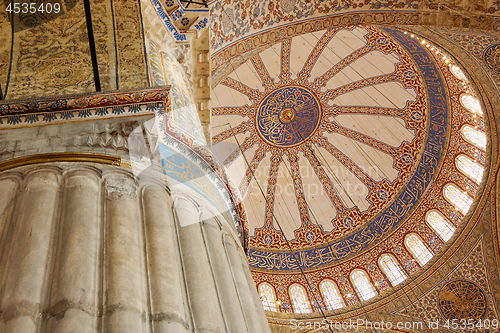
[351,270,377,301]
[259,283,277,312]
[379,254,407,286]
[290,284,311,313]
[320,280,345,310]
[450,65,467,82]
[405,234,433,266]
[456,155,484,184]
[444,184,473,214]
[461,125,486,150]
[460,94,483,115]
[426,210,456,242]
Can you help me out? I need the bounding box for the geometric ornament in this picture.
[438,280,487,321]
[256,86,321,147]
[484,44,500,74]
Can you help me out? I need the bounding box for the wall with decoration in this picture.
[209,0,500,53]
[141,0,209,144]
[0,0,149,100]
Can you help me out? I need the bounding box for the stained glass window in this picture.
[351,270,377,301]
[444,184,473,214]
[259,283,277,312]
[450,65,467,82]
[405,234,433,266]
[320,280,345,310]
[457,155,484,184]
[379,255,407,286]
[461,125,487,150]
[460,94,483,115]
[290,284,311,313]
[426,211,456,242]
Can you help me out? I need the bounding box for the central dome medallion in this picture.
[256,86,321,147]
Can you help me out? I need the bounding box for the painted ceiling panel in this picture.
[211,114,249,137]
[321,51,400,92]
[365,81,417,107]
[333,114,415,147]
[229,141,259,183]
[329,28,369,57]
[213,131,251,165]
[227,144,251,187]
[212,83,252,107]
[259,44,282,83]
[244,150,271,237]
[307,29,369,83]
[322,131,398,182]
[297,151,338,232]
[289,31,325,80]
[228,61,265,92]
[349,50,401,76]
[331,82,417,109]
[272,157,303,240]
[315,145,369,211]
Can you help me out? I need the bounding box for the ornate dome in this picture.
[211,25,488,311]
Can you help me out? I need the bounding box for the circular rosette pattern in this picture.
[212,26,427,251]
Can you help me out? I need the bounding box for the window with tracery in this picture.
[259,283,277,312]
[461,125,487,150]
[320,280,345,310]
[405,234,433,266]
[450,65,468,82]
[444,184,473,214]
[351,270,377,301]
[460,94,483,115]
[457,155,484,184]
[290,284,311,313]
[379,255,407,286]
[426,211,456,242]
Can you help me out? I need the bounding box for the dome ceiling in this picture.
[211,25,487,299]
[213,25,428,250]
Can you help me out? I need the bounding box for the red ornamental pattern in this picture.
[214,26,429,250]
[0,88,170,116]
[249,32,489,311]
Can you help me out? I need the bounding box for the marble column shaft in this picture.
[0,169,60,332]
[47,168,101,333]
[203,216,248,333]
[176,198,225,333]
[224,234,263,333]
[142,185,188,332]
[0,164,271,333]
[104,173,147,333]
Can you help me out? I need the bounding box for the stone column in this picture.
[0,176,19,246]
[0,175,20,284]
[224,234,263,333]
[0,169,60,333]
[241,253,272,333]
[203,216,248,333]
[142,184,188,332]
[103,172,147,333]
[0,161,266,333]
[0,175,20,333]
[46,167,101,333]
[176,197,225,333]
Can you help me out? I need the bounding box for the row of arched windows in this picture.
[258,210,462,312]
[258,61,487,314]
